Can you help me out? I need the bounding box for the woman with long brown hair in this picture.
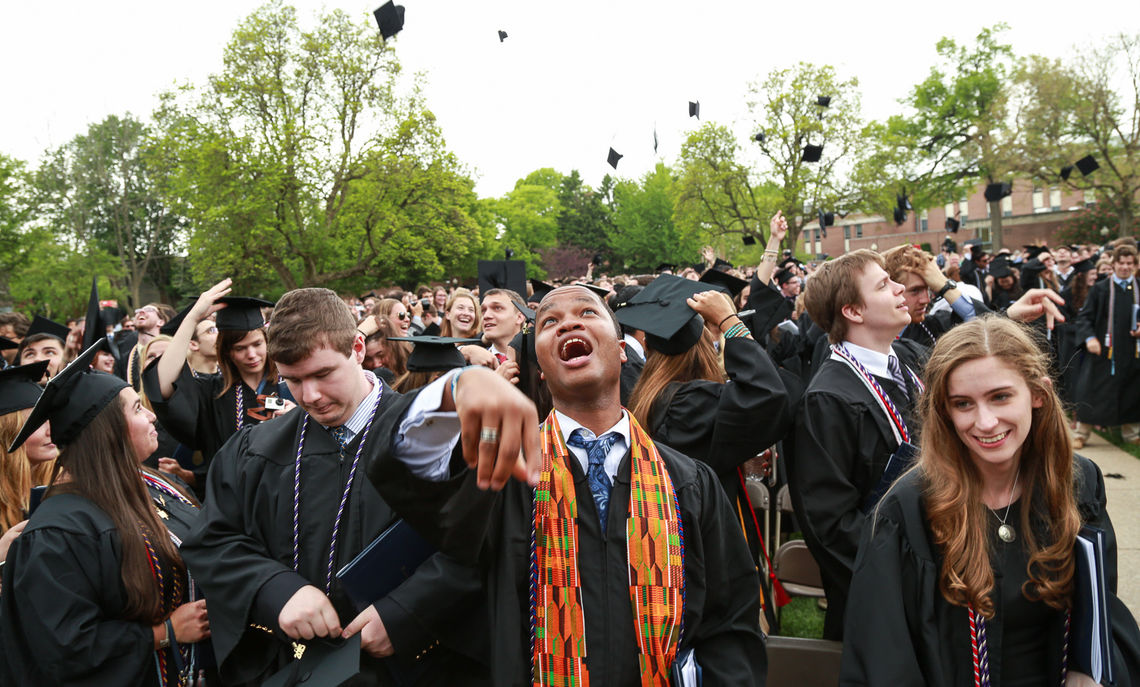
[439,288,481,339]
[0,343,209,686]
[841,316,1140,686]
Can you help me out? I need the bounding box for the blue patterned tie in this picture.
[566,428,617,533]
[887,355,909,399]
[329,425,350,455]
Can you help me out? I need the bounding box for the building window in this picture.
[1050,187,1061,212]
[958,199,968,224]
[1033,186,1044,212]
[1085,188,1096,206]
[856,224,863,238]
[814,229,820,242]
[1002,195,1012,217]
[804,230,810,244]
[844,226,850,240]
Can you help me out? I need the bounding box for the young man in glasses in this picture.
[188,317,220,375]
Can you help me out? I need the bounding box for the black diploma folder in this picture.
[335,519,436,612]
[1072,524,1113,684]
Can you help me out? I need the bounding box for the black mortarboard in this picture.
[989,257,1013,280]
[388,336,483,372]
[653,127,658,154]
[159,304,193,337]
[984,181,1012,202]
[263,636,361,687]
[498,30,508,42]
[216,297,273,332]
[1071,257,1096,274]
[946,217,960,232]
[82,279,101,351]
[817,209,833,239]
[801,144,823,163]
[816,96,831,107]
[1024,245,1047,260]
[711,257,734,272]
[655,263,676,274]
[373,1,405,40]
[1075,154,1099,176]
[607,147,622,169]
[0,336,17,351]
[1060,165,1074,181]
[0,361,49,416]
[27,315,69,342]
[753,132,765,143]
[614,275,728,356]
[893,207,907,225]
[529,279,556,303]
[689,101,700,119]
[699,268,748,297]
[774,268,797,286]
[478,260,527,301]
[512,300,536,322]
[742,233,757,246]
[9,341,127,452]
[580,283,612,299]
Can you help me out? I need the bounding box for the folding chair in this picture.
[765,636,843,687]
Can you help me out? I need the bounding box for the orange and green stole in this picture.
[530,411,685,687]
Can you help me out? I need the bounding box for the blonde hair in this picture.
[440,288,482,338]
[0,410,56,531]
[918,316,1079,617]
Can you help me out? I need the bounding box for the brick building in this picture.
[801,180,1095,257]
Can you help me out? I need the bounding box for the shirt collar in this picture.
[1114,275,1135,288]
[841,341,895,379]
[322,369,378,440]
[553,408,631,479]
[622,334,644,360]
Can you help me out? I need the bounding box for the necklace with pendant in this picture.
[988,462,1021,543]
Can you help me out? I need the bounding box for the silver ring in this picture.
[479,427,500,444]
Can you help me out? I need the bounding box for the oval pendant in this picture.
[998,523,1016,543]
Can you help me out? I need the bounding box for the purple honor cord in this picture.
[291,388,383,593]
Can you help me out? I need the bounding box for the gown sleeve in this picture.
[142,359,215,451]
[3,526,155,685]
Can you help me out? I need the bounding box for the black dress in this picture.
[179,386,488,687]
[840,456,1140,686]
[365,392,768,686]
[1074,278,1140,427]
[0,493,185,686]
[790,341,925,639]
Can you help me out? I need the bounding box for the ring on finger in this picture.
[479,427,500,444]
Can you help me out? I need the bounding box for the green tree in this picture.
[0,153,29,308]
[867,26,1018,248]
[556,170,613,261]
[1014,34,1140,237]
[609,163,696,272]
[485,172,563,277]
[155,4,483,293]
[747,63,865,252]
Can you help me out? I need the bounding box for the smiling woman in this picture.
[841,315,1140,686]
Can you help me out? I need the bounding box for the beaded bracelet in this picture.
[724,323,750,339]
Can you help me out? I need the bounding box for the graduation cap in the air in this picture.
[1075,154,1099,176]
[742,233,757,246]
[711,257,734,272]
[817,209,834,238]
[216,297,273,332]
[816,95,831,108]
[607,147,623,169]
[984,182,1012,202]
[159,304,194,337]
[0,361,49,416]
[388,336,483,372]
[1060,165,1075,181]
[529,279,556,304]
[753,132,765,144]
[262,636,361,687]
[498,30,508,42]
[9,340,127,452]
[27,315,69,343]
[614,275,730,356]
[945,217,960,232]
[689,101,700,119]
[699,268,748,297]
[801,144,823,163]
[478,260,527,301]
[373,1,405,40]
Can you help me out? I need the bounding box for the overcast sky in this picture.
[1,0,1136,198]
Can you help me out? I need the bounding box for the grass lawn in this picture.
[1094,427,1140,459]
[776,596,826,638]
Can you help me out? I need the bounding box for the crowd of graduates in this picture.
[0,214,1139,686]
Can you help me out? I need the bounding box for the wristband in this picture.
[449,366,474,403]
[718,312,739,328]
[159,618,172,649]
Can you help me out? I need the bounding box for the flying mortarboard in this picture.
[607,147,623,170]
[801,144,823,163]
[817,209,834,239]
[0,361,49,416]
[983,182,1012,202]
[263,636,361,687]
[159,304,194,337]
[373,1,405,40]
[945,217,960,232]
[689,101,700,119]
[753,132,765,144]
[477,260,527,301]
[1075,154,1099,176]
[498,30,508,42]
[26,315,70,342]
[216,297,274,332]
[9,341,127,451]
[816,96,831,107]
[613,275,730,356]
[893,207,907,225]
[742,233,757,246]
[1060,165,1074,181]
[699,268,748,297]
[388,336,483,372]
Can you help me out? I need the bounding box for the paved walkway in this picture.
[1080,433,1140,612]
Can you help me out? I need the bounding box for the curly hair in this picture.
[917,316,1080,617]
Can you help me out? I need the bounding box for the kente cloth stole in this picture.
[531,412,685,687]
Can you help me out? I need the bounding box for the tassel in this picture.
[737,468,792,607]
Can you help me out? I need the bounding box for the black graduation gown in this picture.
[142,361,288,495]
[1074,278,1140,426]
[790,342,924,640]
[1056,284,1087,407]
[840,457,1140,687]
[645,336,789,556]
[900,297,988,351]
[365,393,768,686]
[179,392,488,687]
[0,493,182,686]
[618,345,645,407]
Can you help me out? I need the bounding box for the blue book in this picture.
[1072,525,1113,684]
[335,519,436,612]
